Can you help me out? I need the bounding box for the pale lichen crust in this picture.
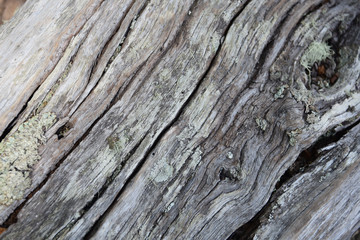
[0,112,56,205]
[300,41,334,71]
[256,117,268,131]
[150,157,174,184]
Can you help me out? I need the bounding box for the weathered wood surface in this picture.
[252,123,360,239]
[0,0,359,239]
[0,0,25,24]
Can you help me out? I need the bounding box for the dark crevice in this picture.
[65,0,113,102]
[276,116,360,190]
[86,0,135,82]
[33,3,103,117]
[55,122,73,140]
[228,117,360,240]
[82,138,145,215]
[60,1,202,237]
[100,3,138,73]
[47,2,155,239]
[0,88,35,141]
[306,11,360,95]
[146,138,212,238]
[82,0,204,235]
[106,0,199,107]
[219,168,240,181]
[247,0,307,86]
[143,123,220,238]
[351,227,360,240]
[327,12,360,66]
[0,204,22,229]
[83,0,254,238]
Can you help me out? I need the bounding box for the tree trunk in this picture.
[0,0,359,239]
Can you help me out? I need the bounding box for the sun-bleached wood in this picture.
[0,0,359,239]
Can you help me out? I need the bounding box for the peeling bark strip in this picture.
[0,0,359,239]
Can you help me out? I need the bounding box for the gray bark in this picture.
[0,0,359,239]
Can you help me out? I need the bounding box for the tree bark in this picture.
[0,0,359,239]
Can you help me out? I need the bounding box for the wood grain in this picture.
[254,123,360,240]
[0,0,359,239]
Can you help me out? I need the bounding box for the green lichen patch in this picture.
[107,136,120,151]
[274,84,289,100]
[287,128,302,146]
[106,130,132,153]
[0,112,56,205]
[256,117,268,131]
[300,41,334,71]
[150,157,174,184]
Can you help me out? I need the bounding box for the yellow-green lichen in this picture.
[274,84,289,100]
[300,41,334,71]
[255,117,268,131]
[287,128,302,146]
[0,112,56,205]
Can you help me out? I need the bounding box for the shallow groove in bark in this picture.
[34,1,107,119]
[216,0,330,150]
[55,0,204,237]
[1,2,196,231]
[228,117,360,240]
[0,59,75,227]
[82,1,253,238]
[146,137,211,238]
[218,1,302,140]
[68,0,143,119]
[91,0,136,76]
[194,2,310,225]
[2,0,356,238]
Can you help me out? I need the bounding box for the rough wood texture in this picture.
[0,0,359,239]
[253,123,360,240]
